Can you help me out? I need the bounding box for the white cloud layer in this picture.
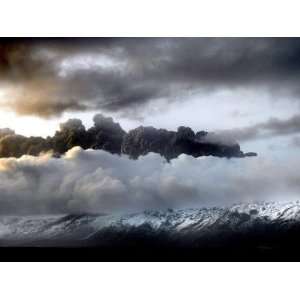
[0,147,299,215]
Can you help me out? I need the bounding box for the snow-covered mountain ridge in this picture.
[1,200,300,247]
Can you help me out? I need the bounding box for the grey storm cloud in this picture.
[290,136,300,148]
[0,146,297,215]
[217,113,300,142]
[1,38,300,117]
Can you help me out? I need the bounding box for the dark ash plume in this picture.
[87,114,126,154]
[0,128,15,138]
[122,126,256,161]
[0,114,256,160]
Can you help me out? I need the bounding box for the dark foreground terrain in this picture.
[1,201,300,261]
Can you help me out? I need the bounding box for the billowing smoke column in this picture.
[122,126,256,160]
[0,114,256,160]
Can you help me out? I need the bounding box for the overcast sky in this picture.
[0,38,300,213]
[1,38,300,138]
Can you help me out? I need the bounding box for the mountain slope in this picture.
[1,200,300,249]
